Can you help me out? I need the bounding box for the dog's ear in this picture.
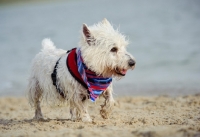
[102,18,111,26]
[83,24,94,46]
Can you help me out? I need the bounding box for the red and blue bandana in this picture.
[66,48,112,102]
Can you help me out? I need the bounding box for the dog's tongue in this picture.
[120,69,127,75]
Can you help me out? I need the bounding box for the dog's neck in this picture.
[79,47,113,78]
[67,48,112,102]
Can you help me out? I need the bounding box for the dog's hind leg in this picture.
[34,81,43,120]
[27,78,44,120]
[100,83,115,119]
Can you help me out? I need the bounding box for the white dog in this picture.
[27,18,136,122]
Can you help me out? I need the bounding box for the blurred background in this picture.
[0,0,200,96]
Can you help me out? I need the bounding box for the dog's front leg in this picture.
[79,93,92,122]
[100,84,115,119]
[70,100,79,121]
[70,92,92,122]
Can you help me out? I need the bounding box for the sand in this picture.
[0,94,200,137]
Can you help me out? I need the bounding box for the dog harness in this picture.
[51,57,65,98]
[51,48,112,102]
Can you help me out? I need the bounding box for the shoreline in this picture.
[1,82,200,97]
[0,94,200,137]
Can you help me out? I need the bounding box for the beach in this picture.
[1,0,200,136]
[0,94,199,137]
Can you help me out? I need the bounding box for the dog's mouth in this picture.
[115,68,127,76]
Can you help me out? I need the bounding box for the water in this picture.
[0,0,200,96]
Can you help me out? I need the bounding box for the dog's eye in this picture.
[111,47,118,52]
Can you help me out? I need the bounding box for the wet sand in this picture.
[0,94,200,137]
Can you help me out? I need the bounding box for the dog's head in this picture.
[80,18,136,78]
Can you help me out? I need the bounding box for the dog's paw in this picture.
[33,116,44,121]
[100,108,109,119]
[100,99,114,119]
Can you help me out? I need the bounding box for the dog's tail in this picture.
[42,38,56,50]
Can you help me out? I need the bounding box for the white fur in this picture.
[27,18,135,122]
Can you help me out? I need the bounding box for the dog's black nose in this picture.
[128,59,136,67]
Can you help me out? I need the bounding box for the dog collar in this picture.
[67,48,112,102]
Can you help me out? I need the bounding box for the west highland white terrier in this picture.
[27,18,136,122]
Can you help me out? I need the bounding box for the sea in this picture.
[0,0,200,96]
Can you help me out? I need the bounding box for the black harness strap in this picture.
[51,57,65,98]
[51,48,89,99]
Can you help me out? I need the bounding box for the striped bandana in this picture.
[76,48,112,102]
